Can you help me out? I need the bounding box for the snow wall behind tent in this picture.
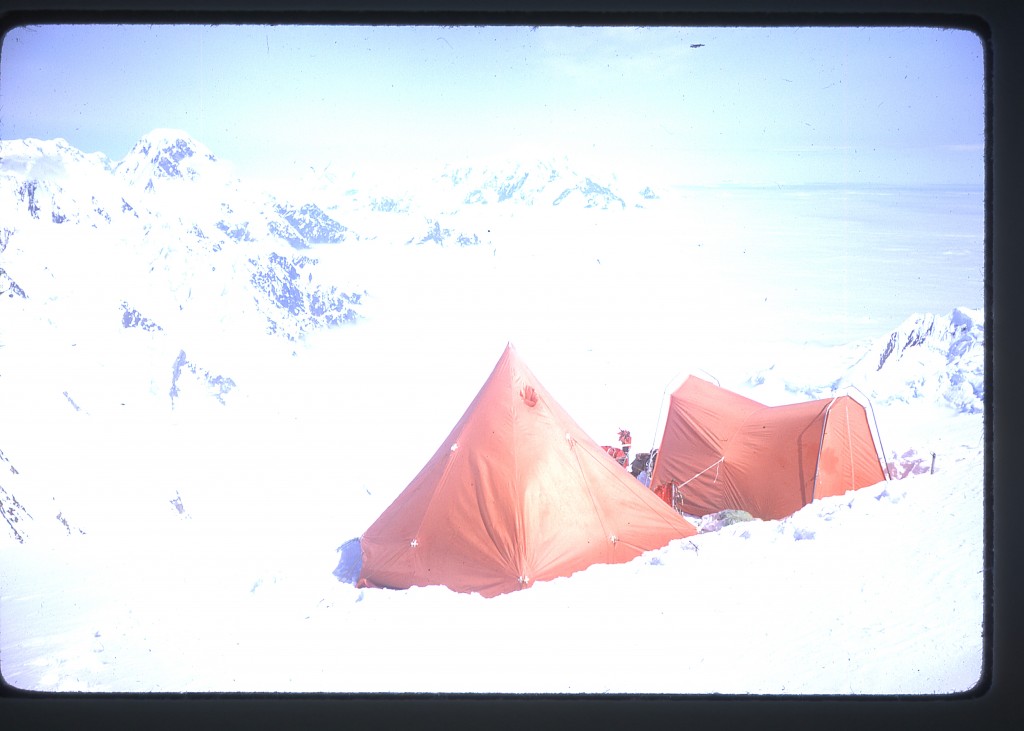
[356,344,696,598]
[650,376,887,521]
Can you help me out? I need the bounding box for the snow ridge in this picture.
[745,308,984,415]
[438,158,640,210]
[840,307,984,414]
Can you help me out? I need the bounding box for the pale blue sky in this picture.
[0,24,984,185]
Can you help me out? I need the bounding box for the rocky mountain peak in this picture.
[115,129,223,187]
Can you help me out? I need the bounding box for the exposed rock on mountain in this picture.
[841,308,984,414]
[120,302,163,331]
[1,447,31,544]
[271,203,350,249]
[743,308,984,415]
[249,253,363,338]
[169,349,237,407]
[1,267,27,298]
[408,218,482,247]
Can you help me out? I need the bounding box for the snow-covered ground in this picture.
[0,403,984,694]
[0,133,985,694]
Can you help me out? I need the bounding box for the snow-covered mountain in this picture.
[840,307,984,414]
[114,128,228,187]
[0,131,366,339]
[0,130,357,251]
[743,307,984,415]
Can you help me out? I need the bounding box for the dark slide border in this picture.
[0,1,1017,729]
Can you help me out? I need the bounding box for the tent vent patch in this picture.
[521,385,538,407]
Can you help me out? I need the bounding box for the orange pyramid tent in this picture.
[357,344,696,597]
[650,376,887,521]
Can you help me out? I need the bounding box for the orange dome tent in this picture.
[650,376,887,520]
[356,344,696,597]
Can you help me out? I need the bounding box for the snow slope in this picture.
[0,405,983,694]
[0,308,986,694]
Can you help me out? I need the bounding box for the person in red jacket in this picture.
[618,429,632,467]
[601,429,632,468]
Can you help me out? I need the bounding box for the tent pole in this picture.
[845,384,892,481]
[811,397,838,503]
[647,370,686,468]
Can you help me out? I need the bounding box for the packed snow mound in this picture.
[839,307,984,413]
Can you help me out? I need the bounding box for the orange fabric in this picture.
[358,344,696,597]
[650,377,886,520]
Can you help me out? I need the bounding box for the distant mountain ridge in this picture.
[0,131,354,251]
[1,130,655,252]
[438,158,632,210]
[0,131,364,331]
